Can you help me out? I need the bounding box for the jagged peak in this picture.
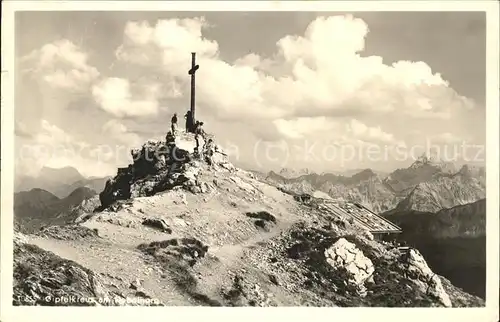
[409,152,457,173]
[278,167,312,179]
[410,152,438,167]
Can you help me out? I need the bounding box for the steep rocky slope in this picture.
[13,132,484,307]
[383,199,486,299]
[14,187,97,234]
[383,155,457,193]
[391,168,486,213]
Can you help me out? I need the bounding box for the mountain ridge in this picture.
[14,186,98,234]
[264,160,485,214]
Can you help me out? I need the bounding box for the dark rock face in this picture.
[13,243,115,306]
[99,140,192,209]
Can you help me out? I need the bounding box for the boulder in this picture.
[324,238,375,294]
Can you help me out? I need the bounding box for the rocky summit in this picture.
[13,132,484,307]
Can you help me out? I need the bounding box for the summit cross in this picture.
[188,52,200,124]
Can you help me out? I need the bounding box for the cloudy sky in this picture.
[14,11,486,177]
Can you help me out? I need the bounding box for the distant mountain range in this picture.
[14,187,98,234]
[14,166,110,233]
[15,166,110,198]
[383,199,486,299]
[264,155,486,214]
[274,167,389,179]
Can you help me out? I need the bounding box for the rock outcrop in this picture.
[324,238,375,295]
[99,133,233,209]
[402,248,452,307]
[73,195,101,223]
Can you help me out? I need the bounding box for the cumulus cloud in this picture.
[115,15,475,127]
[34,120,75,145]
[272,117,397,146]
[430,132,465,144]
[20,39,100,92]
[102,119,142,146]
[346,119,396,144]
[15,14,482,176]
[92,77,161,118]
[115,18,218,67]
[15,120,118,177]
[273,117,339,139]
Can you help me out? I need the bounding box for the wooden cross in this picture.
[188,52,199,124]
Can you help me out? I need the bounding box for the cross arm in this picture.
[188,64,200,75]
